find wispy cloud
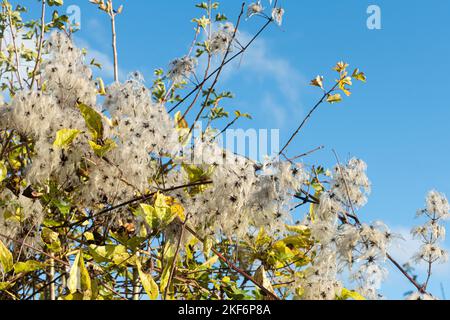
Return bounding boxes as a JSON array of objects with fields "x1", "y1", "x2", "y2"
[
  {"x1": 236, "y1": 31, "x2": 305, "y2": 104},
  {"x1": 233, "y1": 31, "x2": 306, "y2": 127},
  {"x1": 195, "y1": 28, "x2": 306, "y2": 127},
  {"x1": 74, "y1": 36, "x2": 126, "y2": 82}
]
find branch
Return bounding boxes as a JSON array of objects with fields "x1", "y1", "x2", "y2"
[
  {"x1": 184, "y1": 225, "x2": 281, "y2": 300},
  {"x1": 109, "y1": 1, "x2": 119, "y2": 82},
  {"x1": 168, "y1": 17, "x2": 274, "y2": 114},
  {"x1": 30, "y1": 0, "x2": 46, "y2": 89},
  {"x1": 279, "y1": 83, "x2": 339, "y2": 156},
  {"x1": 60, "y1": 180, "x2": 213, "y2": 229},
  {"x1": 187, "y1": 3, "x2": 246, "y2": 136}
]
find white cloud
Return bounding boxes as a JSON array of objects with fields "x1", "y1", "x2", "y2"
[
  {"x1": 195, "y1": 29, "x2": 307, "y2": 128},
  {"x1": 235, "y1": 31, "x2": 306, "y2": 105},
  {"x1": 389, "y1": 225, "x2": 450, "y2": 276},
  {"x1": 74, "y1": 36, "x2": 124, "y2": 82}
]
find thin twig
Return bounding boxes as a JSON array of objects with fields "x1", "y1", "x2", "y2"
[
  {"x1": 30, "y1": 0, "x2": 46, "y2": 89},
  {"x1": 187, "y1": 3, "x2": 246, "y2": 137},
  {"x1": 59, "y1": 180, "x2": 212, "y2": 229},
  {"x1": 168, "y1": 17, "x2": 274, "y2": 114},
  {"x1": 279, "y1": 83, "x2": 339, "y2": 156},
  {"x1": 164, "y1": 217, "x2": 188, "y2": 300},
  {"x1": 109, "y1": 1, "x2": 119, "y2": 82},
  {"x1": 6, "y1": 4, "x2": 23, "y2": 90},
  {"x1": 184, "y1": 225, "x2": 280, "y2": 300}
]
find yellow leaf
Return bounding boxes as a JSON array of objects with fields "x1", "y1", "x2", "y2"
[
  {"x1": 13, "y1": 260, "x2": 43, "y2": 274},
  {"x1": 333, "y1": 61, "x2": 349, "y2": 73},
  {"x1": 203, "y1": 236, "x2": 214, "y2": 257},
  {"x1": 285, "y1": 225, "x2": 310, "y2": 234},
  {"x1": 310, "y1": 76, "x2": 324, "y2": 90},
  {"x1": 0, "y1": 161, "x2": 7, "y2": 183},
  {"x1": 68, "y1": 250, "x2": 92, "y2": 299},
  {"x1": 159, "y1": 241, "x2": 176, "y2": 294},
  {"x1": 200, "y1": 255, "x2": 219, "y2": 269},
  {"x1": 255, "y1": 227, "x2": 272, "y2": 248},
  {"x1": 327, "y1": 93, "x2": 342, "y2": 104},
  {"x1": 139, "y1": 194, "x2": 176, "y2": 230},
  {"x1": 170, "y1": 202, "x2": 186, "y2": 222},
  {"x1": 77, "y1": 101, "x2": 104, "y2": 141},
  {"x1": 88, "y1": 139, "x2": 117, "y2": 158},
  {"x1": 136, "y1": 259, "x2": 159, "y2": 300},
  {"x1": 0, "y1": 239, "x2": 13, "y2": 273},
  {"x1": 53, "y1": 129, "x2": 81, "y2": 149},
  {"x1": 89, "y1": 244, "x2": 132, "y2": 265},
  {"x1": 174, "y1": 111, "x2": 188, "y2": 130},
  {"x1": 254, "y1": 265, "x2": 275, "y2": 297},
  {"x1": 339, "y1": 288, "x2": 366, "y2": 300},
  {"x1": 96, "y1": 77, "x2": 106, "y2": 95},
  {"x1": 352, "y1": 68, "x2": 367, "y2": 82}
]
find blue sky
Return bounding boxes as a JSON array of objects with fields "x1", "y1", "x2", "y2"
[{"x1": 21, "y1": 0, "x2": 450, "y2": 299}]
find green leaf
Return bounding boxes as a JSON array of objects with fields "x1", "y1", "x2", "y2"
[
  {"x1": 77, "y1": 102, "x2": 104, "y2": 141},
  {"x1": 203, "y1": 236, "x2": 214, "y2": 257},
  {"x1": 159, "y1": 241, "x2": 176, "y2": 294},
  {"x1": 0, "y1": 161, "x2": 7, "y2": 183},
  {"x1": 89, "y1": 139, "x2": 117, "y2": 158},
  {"x1": 139, "y1": 194, "x2": 176, "y2": 231},
  {"x1": 53, "y1": 128, "x2": 81, "y2": 148},
  {"x1": 136, "y1": 259, "x2": 159, "y2": 300},
  {"x1": 0, "y1": 239, "x2": 13, "y2": 273},
  {"x1": 68, "y1": 251, "x2": 92, "y2": 299},
  {"x1": 89, "y1": 244, "x2": 133, "y2": 266},
  {"x1": 13, "y1": 260, "x2": 44, "y2": 274},
  {"x1": 42, "y1": 226, "x2": 63, "y2": 253}
]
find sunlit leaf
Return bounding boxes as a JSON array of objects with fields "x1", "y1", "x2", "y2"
[
  {"x1": 338, "y1": 288, "x2": 366, "y2": 300},
  {"x1": 68, "y1": 250, "x2": 92, "y2": 299},
  {"x1": 310, "y1": 75, "x2": 324, "y2": 90},
  {"x1": 13, "y1": 260, "x2": 43, "y2": 274},
  {"x1": 136, "y1": 259, "x2": 159, "y2": 300},
  {"x1": 352, "y1": 68, "x2": 367, "y2": 82},
  {"x1": 77, "y1": 101, "x2": 104, "y2": 141},
  {"x1": 0, "y1": 239, "x2": 13, "y2": 273},
  {"x1": 254, "y1": 265, "x2": 275, "y2": 298},
  {"x1": 89, "y1": 139, "x2": 117, "y2": 158},
  {"x1": 327, "y1": 93, "x2": 342, "y2": 104},
  {"x1": 0, "y1": 161, "x2": 7, "y2": 183},
  {"x1": 53, "y1": 128, "x2": 81, "y2": 149}
]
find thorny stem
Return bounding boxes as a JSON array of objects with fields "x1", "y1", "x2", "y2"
[{"x1": 30, "y1": 0, "x2": 46, "y2": 89}]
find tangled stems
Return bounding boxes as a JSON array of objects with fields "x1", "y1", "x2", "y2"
[{"x1": 168, "y1": 16, "x2": 274, "y2": 115}]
